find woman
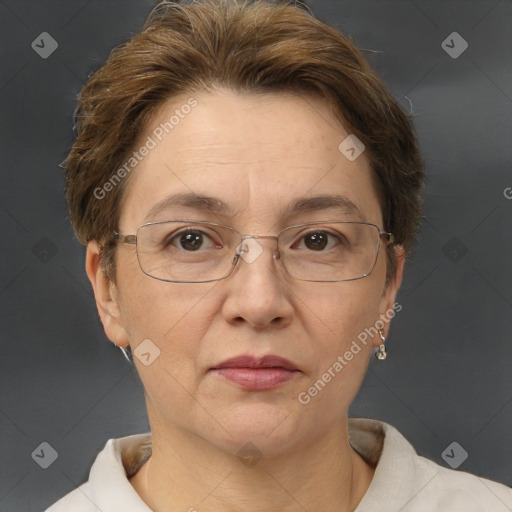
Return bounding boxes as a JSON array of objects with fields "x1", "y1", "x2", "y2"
[{"x1": 47, "y1": 0, "x2": 512, "y2": 510}]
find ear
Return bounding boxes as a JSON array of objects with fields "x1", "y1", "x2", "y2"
[
  {"x1": 85, "y1": 241, "x2": 130, "y2": 348},
  {"x1": 375, "y1": 244, "x2": 405, "y2": 344}
]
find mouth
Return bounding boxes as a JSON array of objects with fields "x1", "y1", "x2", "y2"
[{"x1": 210, "y1": 355, "x2": 302, "y2": 391}]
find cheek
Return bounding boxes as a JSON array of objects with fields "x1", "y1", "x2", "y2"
[
  {"x1": 117, "y1": 251, "x2": 219, "y2": 376},
  {"x1": 119, "y1": 280, "x2": 221, "y2": 418},
  {"x1": 302, "y1": 278, "x2": 382, "y2": 353},
  {"x1": 293, "y1": 279, "x2": 383, "y2": 413},
  {"x1": 117, "y1": 244, "x2": 212, "y2": 334}
]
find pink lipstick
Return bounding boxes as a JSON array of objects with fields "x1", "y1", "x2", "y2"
[{"x1": 211, "y1": 355, "x2": 301, "y2": 391}]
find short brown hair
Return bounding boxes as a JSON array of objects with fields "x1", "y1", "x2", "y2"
[{"x1": 65, "y1": 0, "x2": 424, "y2": 283}]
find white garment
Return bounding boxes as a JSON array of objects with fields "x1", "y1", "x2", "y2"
[{"x1": 45, "y1": 418, "x2": 512, "y2": 512}]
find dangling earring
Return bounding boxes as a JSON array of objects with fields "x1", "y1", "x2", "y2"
[
  {"x1": 375, "y1": 329, "x2": 387, "y2": 360},
  {"x1": 116, "y1": 344, "x2": 132, "y2": 364}
]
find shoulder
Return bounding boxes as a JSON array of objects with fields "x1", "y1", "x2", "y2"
[
  {"x1": 43, "y1": 433, "x2": 152, "y2": 512},
  {"x1": 44, "y1": 482, "x2": 100, "y2": 512},
  {"x1": 349, "y1": 418, "x2": 512, "y2": 512},
  {"x1": 413, "y1": 455, "x2": 512, "y2": 511}
]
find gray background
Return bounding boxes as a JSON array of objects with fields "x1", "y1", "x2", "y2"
[{"x1": 1, "y1": 0, "x2": 511, "y2": 510}]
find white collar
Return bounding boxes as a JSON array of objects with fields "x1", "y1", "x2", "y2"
[{"x1": 86, "y1": 418, "x2": 427, "y2": 512}]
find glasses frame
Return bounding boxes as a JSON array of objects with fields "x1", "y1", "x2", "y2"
[{"x1": 113, "y1": 219, "x2": 395, "y2": 283}]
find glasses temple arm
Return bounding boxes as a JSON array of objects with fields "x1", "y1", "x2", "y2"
[
  {"x1": 380, "y1": 232, "x2": 395, "y2": 244},
  {"x1": 113, "y1": 232, "x2": 137, "y2": 245}
]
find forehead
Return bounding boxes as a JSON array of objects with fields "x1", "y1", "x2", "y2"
[{"x1": 118, "y1": 89, "x2": 382, "y2": 230}]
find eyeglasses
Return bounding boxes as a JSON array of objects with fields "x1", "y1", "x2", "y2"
[{"x1": 113, "y1": 220, "x2": 394, "y2": 283}]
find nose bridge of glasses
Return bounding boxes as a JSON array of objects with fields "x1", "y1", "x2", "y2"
[
  {"x1": 242, "y1": 235, "x2": 279, "y2": 249},
  {"x1": 242, "y1": 234, "x2": 279, "y2": 243},
  {"x1": 235, "y1": 233, "x2": 281, "y2": 263}
]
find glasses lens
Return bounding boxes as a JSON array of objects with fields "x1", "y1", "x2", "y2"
[
  {"x1": 278, "y1": 222, "x2": 381, "y2": 281},
  {"x1": 136, "y1": 221, "x2": 240, "y2": 282},
  {"x1": 134, "y1": 221, "x2": 381, "y2": 283}
]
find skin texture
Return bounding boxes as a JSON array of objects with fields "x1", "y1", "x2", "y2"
[{"x1": 86, "y1": 89, "x2": 405, "y2": 512}]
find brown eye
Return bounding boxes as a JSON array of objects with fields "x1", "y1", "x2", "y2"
[
  {"x1": 165, "y1": 228, "x2": 222, "y2": 252},
  {"x1": 294, "y1": 230, "x2": 344, "y2": 251},
  {"x1": 304, "y1": 231, "x2": 328, "y2": 250},
  {"x1": 177, "y1": 230, "x2": 205, "y2": 251}
]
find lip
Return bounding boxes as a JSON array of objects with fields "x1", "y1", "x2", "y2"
[
  {"x1": 211, "y1": 355, "x2": 302, "y2": 391},
  {"x1": 212, "y1": 355, "x2": 300, "y2": 371}
]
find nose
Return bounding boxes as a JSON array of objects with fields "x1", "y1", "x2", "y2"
[
  {"x1": 235, "y1": 235, "x2": 280, "y2": 266},
  {"x1": 221, "y1": 235, "x2": 294, "y2": 329}
]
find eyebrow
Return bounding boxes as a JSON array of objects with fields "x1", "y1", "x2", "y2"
[{"x1": 143, "y1": 192, "x2": 365, "y2": 223}]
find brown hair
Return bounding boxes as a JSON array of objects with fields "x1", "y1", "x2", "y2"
[{"x1": 65, "y1": 0, "x2": 424, "y2": 283}]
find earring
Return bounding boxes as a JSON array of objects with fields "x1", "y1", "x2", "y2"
[
  {"x1": 375, "y1": 329, "x2": 387, "y2": 360},
  {"x1": 118, "y1": 344, "x2": 132, "y2": 364}
]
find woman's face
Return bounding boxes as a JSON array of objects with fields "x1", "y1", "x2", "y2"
[{"x1": 91, "y1": 89, "x2": 403, "y2": 457}]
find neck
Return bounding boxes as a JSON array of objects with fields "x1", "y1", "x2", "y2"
[{"x1": 129, "y1": 416, "x2": 375, "y2": 512}]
